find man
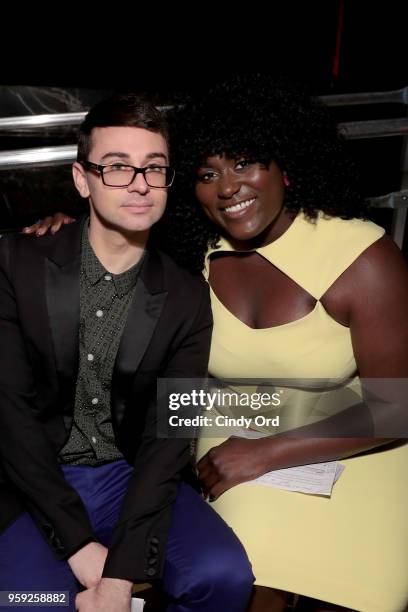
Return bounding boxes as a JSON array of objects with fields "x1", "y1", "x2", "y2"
[{"x1": 0, "y1": 94, "x2": 253, "y2": 611}]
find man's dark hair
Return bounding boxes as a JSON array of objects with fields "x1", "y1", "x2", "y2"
[{"x1": 77, "y1": 93, "x2": 169, "y2": 161}]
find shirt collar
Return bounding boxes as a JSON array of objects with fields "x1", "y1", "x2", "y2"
[{"x1": 81, "y1": 222, "x2": 144, "y2": 297}]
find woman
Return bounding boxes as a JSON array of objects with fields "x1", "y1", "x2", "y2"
[
  {"x1": 29, "y1": 76, "x2": 408, "y2": 611},
  {"x1": 164, "y1": 75, "x2": 408, "y2": 612}
]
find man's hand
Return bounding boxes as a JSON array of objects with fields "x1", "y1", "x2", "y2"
[
  {"x1": 197, "y1": 437, "x2": 270, "y2": 500},
  {"x1": 68, "y1": 542, "x2": 108, "y2": 589},
  {"x1": 75, "y1": 577, "x2": 133, "y2": 612}
]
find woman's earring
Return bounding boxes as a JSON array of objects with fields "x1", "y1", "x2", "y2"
[{"x1": 283, "y1": 172, "x2": 290, "y2": 187}]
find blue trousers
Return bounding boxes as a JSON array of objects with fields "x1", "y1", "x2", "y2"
[{"x1": 0, "y1": 461, "x2": 254, "y2": 611}]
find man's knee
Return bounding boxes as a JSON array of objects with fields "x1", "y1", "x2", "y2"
[
  {"x1": 203, "y1": 551, "x2": 254, "y2": 596},
  {"x1": 179, "y1": 545, "x2": 254, "y2": 607}
]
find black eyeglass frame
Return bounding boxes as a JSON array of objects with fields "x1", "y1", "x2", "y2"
[{"x1": 80, "y1": 160, "x2": 175, "y2": 188}]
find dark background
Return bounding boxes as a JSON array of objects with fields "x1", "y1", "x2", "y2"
[
  {"x1": 0, "y1": 1, "x2": 406, "y2": 245},
  {"x1": 2, "y1": 2, "x2": 405, "y2": 95}
]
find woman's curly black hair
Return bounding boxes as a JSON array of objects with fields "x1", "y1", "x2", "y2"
[{"x1": 155, "y1": 74, "x2": 367, "y2": 273}]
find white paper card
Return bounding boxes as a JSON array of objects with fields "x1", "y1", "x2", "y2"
[
  {"x1": 248, "y1": 461, "x2": 344, "y2": 496},
  {"x1": 231, "y1": 429, "x2": 345, "y2": 496},
  {"x1": 131, "y1": 597, "x2": 145, "y2": 611}
]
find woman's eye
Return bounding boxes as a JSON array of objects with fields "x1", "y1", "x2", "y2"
[
  {"x1": 197, "y1": 171, "x2": 216, "y2": 183},
  {"x1": 235, "y1": 159, "x2": 255, "y2": 171}
]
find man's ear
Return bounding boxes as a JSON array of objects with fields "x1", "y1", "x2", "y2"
[{"x1": 72, "y1": 162, "x2": 90, "y2": 198}]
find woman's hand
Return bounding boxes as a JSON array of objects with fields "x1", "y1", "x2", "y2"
[
  {"x1": 197, "y1": 437, "x2": 269, "y2": 500},
  {"x1": 22, "y1": 212, "x2": 76, "y2": 236}
]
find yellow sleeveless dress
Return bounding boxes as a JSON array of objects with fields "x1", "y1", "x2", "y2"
[{"x1": 197, "y1": 212, "x2": 408, "y2": 612}]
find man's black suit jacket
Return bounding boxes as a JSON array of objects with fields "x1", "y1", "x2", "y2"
[{"x1": 0, "y1": 218, "x2": 212, "y2": 582}]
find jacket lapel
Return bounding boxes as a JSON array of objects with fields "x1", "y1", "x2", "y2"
[
  {"x1": 113, "y1": 249, "x2": 168, "y2": 426},
  {"x1": 45, "y1": 218, "x2": 85, "y2": 385}
]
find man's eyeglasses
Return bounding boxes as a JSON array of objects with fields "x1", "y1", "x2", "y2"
[{"x1": 80, "y1": 161, "x2": 175, "y2": 188}]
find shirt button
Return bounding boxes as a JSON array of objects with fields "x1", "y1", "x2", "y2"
[
  {"x1": 104, "y1": 274, "x2": 112, "y2": 281},
  {"x1": 87, "y1": 354, "x2": 94, "y2": 362},
  {"x1": 91, "y1": 436, "x2": 97, "y2": 444},
  {"x1": 96, "y1": 310, "x2": 104, "y2": 318},
  {"x1": 91, "y1": 398, "x2": 99, "y2": 405}
]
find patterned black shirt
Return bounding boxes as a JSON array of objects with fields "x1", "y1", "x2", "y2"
[{"x1": 59, "y1": 224, "x2": 144, "y2": 465}]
